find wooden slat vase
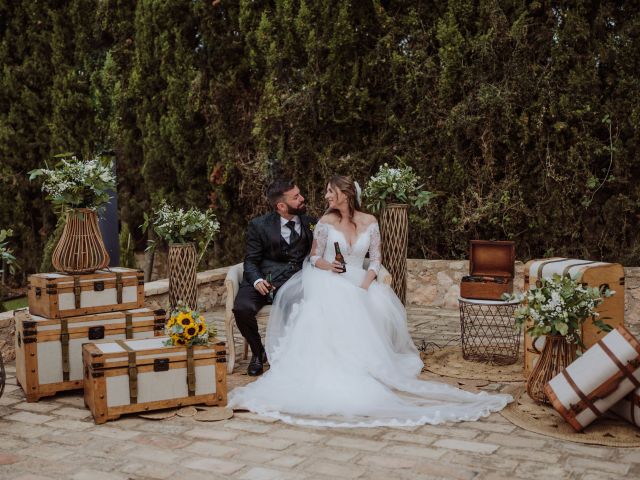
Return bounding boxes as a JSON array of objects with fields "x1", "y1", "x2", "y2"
[
  {"x1": 380, "y1": 203, "x2": 408, "y2": 304},
  {"x1": 168, "y1": 243, "x2": 198, "y2": 311},
  {"x1": 52, "y1": 208, "x2": 110, "y2": 274},
  {"x1": 527, "y1": 334, "x2": 577, "y2": 404}
]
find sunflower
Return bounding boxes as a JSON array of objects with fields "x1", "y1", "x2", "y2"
[
  {"x1": 166, "y1": 316, "x2": 177, "y2": 329},
  {"x1": 197, "y1": 321, "x2": 206, "y2": 335},
  {"x1": 184, "y1": 325, "x2": 198, "y2": 338},
  {"x1": 178, "y1": 312, "x2": 194, "y2": 327},
  {"x1": 175, "y1": 337, "x2": 187, "y2": 346}
]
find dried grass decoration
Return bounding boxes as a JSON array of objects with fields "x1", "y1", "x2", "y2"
[{"x1": 164, "y1": 303, "x2": 216, "y2": 347}]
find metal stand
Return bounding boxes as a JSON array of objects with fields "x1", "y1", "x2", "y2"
[{"x1": 459, "y1": 297, "x2": 522, "y2": 365}]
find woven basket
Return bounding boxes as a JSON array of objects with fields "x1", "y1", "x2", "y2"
[
  {"x1": 380, "y1": 203, "x2": 408, "y2": 304},
  {"x1": 527, "y1": 334, "x2": 577, "y2": 404},
  {"x1": 168, "y1": 243, "x2": 198, "y2": 311},
  {"x1": 52, "y1": 208, "x2": 110, "y2": 274}
]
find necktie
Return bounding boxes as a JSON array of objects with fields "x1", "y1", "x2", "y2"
[{"x1": 286, "y1": 220, "x2": 300, "y2": 244}]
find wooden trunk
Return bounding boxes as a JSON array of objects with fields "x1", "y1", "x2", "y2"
[
  {"x1": 544, "y1": 326, "x2": 640, "y2": 431},
  {"x1": 83, "y1": 337, "x2": 227, "y2": 424},
  {"x1": 523, "y1": 258, "x2": 625, "y2": 376},
  {"x1": 611, "y1": 387, "x2": 640, "y2": 428},
  {"x1": 28, "y1": 267, "x2": 144, "y2": 319},
  {"x1": 460, "y1": 240, "x2": 515, "y2": 301},
  {"x1": 14, "y1": 307, "x2": 165, "y2": 402}
]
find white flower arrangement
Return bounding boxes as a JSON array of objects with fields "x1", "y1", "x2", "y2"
[
  {"x1": 362, "y1": 162, "x2": 435, "y2": 213},
  {"x1": 507, "y1": 273, "x2": 614, "y2": 346},
  {"x1": 28, "y1": 154, "x2": 116, "y2": 210},
  {"x1": 142, "y1": 201, "x2": 220, "y2": 262}
]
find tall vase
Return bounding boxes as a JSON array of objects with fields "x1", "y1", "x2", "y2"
[
  {"x1": 52, "y1": 208, "x2": 110, "y2": 274},
  {"x1": 168, "y1": 243, "x2": 198, "y2": 312},
  {"x1": 380, "y1": 203, "x2": 409, "y2": 304},
  {"x1": 526, "y1": 334, "x2": 577, "y2": 404}
]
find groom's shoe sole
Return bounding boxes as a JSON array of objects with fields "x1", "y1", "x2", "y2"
[{"x1": 247, "y1": 365, "x2": 264, "y2": 376}]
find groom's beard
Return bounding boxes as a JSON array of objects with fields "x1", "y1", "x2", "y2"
[{"x1": 287, "y1": 204, "x2": 307, "y2": 215}]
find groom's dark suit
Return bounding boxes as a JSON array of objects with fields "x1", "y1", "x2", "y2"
[{"x1": 233, "y1": 211, "x2": 316, "y2": 358}]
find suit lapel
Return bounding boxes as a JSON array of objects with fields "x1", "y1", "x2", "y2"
[
  {"x1": 268, "y1": 212, "x2": 282, "y2": 256},
  {"x1": 300, "y1": 215, "x2": 313, "y2": 245}
]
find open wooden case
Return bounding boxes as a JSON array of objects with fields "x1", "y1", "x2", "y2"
[{"x1": 460, "y1": 240, "x2": 515, "y2": 301}]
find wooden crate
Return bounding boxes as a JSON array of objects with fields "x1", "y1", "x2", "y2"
[
  {"x1": 523, "y1": 258, "x2": 625, "y2": 376},
  {"x1": 83, "y1": 337, "x2": 227, "y2": 424},
  {"x1": 545, "y1": 325, "x2": 640, "y2": 431},
  {"x1": 460, "y1": 240, "x2": 515, "y2": 301},
  {"x1": 14, "y1": 307, "x2": 165, "y2": 402},
  {"x1": 28, "y1": 267, "x2": 144, "y2": 319}
]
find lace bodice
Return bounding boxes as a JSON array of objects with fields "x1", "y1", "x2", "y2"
[{"x1": 309, "y1": 222, "x2": 381, "y2": 274}]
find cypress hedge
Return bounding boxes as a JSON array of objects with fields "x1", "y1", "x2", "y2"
[{"x1": 1, "y1": 0, "x2": 638, "y2": 281}]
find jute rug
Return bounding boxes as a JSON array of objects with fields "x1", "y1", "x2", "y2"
[
  {"x1": 422, "y1": 346, "x2": 525, "y2": 383},
  {"x1": 500, "y1": 384, "x2": 640, "y2": 447}
]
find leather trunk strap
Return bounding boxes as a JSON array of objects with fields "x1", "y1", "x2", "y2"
[
  {"x1": 60, "y1": 319, "x2": 70, "y2": 382},
  {"x1": 125, "y1": 313, "x2": 133, "y2": 339},
  {"x1": 116, "y1": 272, "x2": 123, "y2": 304},
  {"x1": 561, "y1": 369, "x2": 602, "y2": 417},
  {"x1": 186, "y1": 346, "x2": 196, "y2": 397},
  {"x1": 597, "y1": 340, "x2": 640, "y2": 389},
  {"x1": 535, "y1": 258, "x2": 567, "y2": 281},
  {"x1": 563, "y1": 261, "x2": 597, "y2": 278},
  {"x1": 73, "y1": 276, "x2": 81, "y2": 309},
  {"x1": 116, "y1": 340, "x2": 138, "y2": 404}
]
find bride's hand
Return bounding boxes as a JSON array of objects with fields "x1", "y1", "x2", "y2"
[{"x1": 330, "y1": 260, "x2": 345, "y2": 273}]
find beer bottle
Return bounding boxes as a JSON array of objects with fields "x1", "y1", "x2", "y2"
[
  {"x1": 266, "y1": 272, "x2": 275, "y2": 302},
  {"x1": 334, "y1": 242, "x2": 346, "y2": 273}
]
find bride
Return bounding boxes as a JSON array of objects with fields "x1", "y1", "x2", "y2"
[{"x1": 229, "y1": 175, "x2": 512, "y2": 427}]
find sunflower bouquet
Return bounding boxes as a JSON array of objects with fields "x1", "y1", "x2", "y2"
[{"x1": 164, "y1": 303, "x2": 214, "y2": 347}]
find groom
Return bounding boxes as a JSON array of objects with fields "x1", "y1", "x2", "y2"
[{"x1": 233, "y1": 179, "x2": 316, "y2": 376}]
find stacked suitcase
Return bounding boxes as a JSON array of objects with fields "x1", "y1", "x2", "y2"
[
  {"x1": 523, "y1": 258, "x2": 625, "y2": 376},
  {"x1": 15, "y1": 267, "x2": 165, "y2": 402}
]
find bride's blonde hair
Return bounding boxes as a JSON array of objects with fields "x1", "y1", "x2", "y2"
[{"x1": 325, "y1": 175, "x2": 360, "y2": 226}]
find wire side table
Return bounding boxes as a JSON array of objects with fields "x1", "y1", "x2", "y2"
[{"x1": 459, "y1": 297, "x2": 522, "y2": 365}]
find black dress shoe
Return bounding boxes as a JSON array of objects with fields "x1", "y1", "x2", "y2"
[{"x1": 247, "y1": 354, "x2": 264, "y2": 376}]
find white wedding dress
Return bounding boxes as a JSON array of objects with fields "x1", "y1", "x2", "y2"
[{"x1": 228, "y1": 221, "x2": 512, "y2": 427}]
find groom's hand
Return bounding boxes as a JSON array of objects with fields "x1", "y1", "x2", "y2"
[{"x1": 255, "y1": 280, "x2": 272, "y2": 296}]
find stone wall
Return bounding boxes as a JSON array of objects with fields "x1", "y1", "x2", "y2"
[{"x1": 1, "y1": 260, "x2": 638, "y2": 362}]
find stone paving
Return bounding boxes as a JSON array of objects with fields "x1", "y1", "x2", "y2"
[{"x1": 1, "y1": 306, "x2": 639, "y2": 480}]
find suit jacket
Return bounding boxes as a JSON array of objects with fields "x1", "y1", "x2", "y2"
[{"x1": 242, "y1": 212, "x2": 317, "y2": 288}]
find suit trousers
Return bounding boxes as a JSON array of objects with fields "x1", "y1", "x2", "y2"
[{"x1": 233, "y1": 282, "x2": 270, "y2": 357}]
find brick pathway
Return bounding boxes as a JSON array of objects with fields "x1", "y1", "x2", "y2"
[{"x1": 1, "y1": 307, "x2": 639, "y2": 480}]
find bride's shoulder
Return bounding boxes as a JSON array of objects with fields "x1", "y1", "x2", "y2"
[
  {"x1": 318, "y1": 213, "x2": 339, "y2": 225},
  {"x1": 355, "y1": 212, "x2": 378, "y2": 227}
]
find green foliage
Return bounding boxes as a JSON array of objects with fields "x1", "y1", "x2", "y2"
[
  {"x1": 119, "y1": 222, "x2": 136, "y2": 269},
  {"x1": 2, "y1": 1, "x2": 640, "y2": 278},
  {"x1": 0, "y1": 229, "x2": 18, "y2": 275},
  {"x1": 363, "y1": 162, "x2": 435, "y2": 213},
  {"x1": 508, "y1": 274, "x2": 614, "y2": 347},
  {"x1": 142, "y1": 202, "x2": 220, "y2": 263},
  {"x1": 29, "y1": 155, "x2": 116, "y2": 211}
]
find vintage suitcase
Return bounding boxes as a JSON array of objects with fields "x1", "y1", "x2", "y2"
[
  {"x1": 611, "y1": 387, "x2": 640, "y2": 428},
  {"x1": 545, "y1": 325, "x2": 640, "y2": 432},
  {"x1": 459, "y1": 240, "x2": 515, "y2": 301},
  {"x1": 28, "y1": 267, "x2": 144, "y2": 319},
  {"x1": 14, "y1": 307, "x2": 165, "y2": 402},
  {"x1": 83, "y1": 337, "x2": 227, "y2": 424},
  {"x1": 523, "y1": 258, "x2": 625, "y2": 376}
]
